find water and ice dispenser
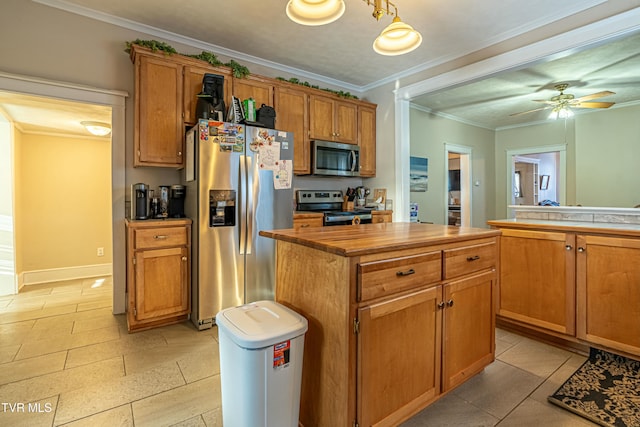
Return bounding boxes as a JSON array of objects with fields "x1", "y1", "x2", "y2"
[{"x1": 209, "y1": 190, "x2": 236, "y2": 227}]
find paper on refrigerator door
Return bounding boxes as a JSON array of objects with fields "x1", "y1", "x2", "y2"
[
  {"x1": 273, "y1": 160, "x2": 292, "y2": 189},
  {"x1": 258, "y1": 140, "x2": 280, "y2": 170}
]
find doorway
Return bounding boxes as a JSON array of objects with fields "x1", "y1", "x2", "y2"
[
  {"x1": 506, "y1": 145, "x2": 566, "y2": 217},
  {"x1": 445, "y1": 143, "x2": 472, "y2": 227},
  {"x1": 0, "y1": 72, "x2": 127, "y2": 313}
]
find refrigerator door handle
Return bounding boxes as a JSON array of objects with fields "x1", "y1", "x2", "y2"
[
  {"x1": 246, "y1": 154, "x2": 253, "y2": 255},
  {"x1": 239, "y1": 155, "x2": 246, "y2": 255}
]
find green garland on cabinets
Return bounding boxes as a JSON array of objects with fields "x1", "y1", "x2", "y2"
[
  {"x1": 275, "y1": 77, "x2": 358, "y2": 100},
  {"x1": 125, "y1": 39, "x2": 250, "y2": 79}
]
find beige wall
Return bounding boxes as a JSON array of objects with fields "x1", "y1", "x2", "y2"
[
  {"x1": 16, "y1": 132, "x2": 112, "y2": 272},
  {"x1": 410, "y1": 108, "x2": 496, "y2": 227},
  {"x1": 575, "y1": 104, "x2": 640, "y2": 208}
]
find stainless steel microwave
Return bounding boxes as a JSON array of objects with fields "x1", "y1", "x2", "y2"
[{"x1": 312, "y1": 140, "x2": 360, "y2": 177}]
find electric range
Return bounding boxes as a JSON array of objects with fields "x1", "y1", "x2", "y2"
[{"x1": 295, "y1": 190, "x2": 372, "y2": 226}]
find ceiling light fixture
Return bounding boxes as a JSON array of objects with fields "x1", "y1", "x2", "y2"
[
  {"x1": 285, "y1": 0, "x2": 422, "y2": 56},
  {"x1": 81, "y1": 121, "x2": 111, "y2": 136},
  {"x1": 548, "y1": 105, "x2": 574, "y2": 120}
]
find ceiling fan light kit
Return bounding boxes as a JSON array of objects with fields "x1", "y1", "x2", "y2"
[
  {"x1": 285, "y1": 0, "x2": 422, "y2": 55},
  {"x1": 511, "y1": 83, "x2": 616, "y2": 120}
]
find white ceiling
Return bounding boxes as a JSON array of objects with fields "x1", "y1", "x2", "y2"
[{"x1": 4, "y1": 0, "x2": 640, "y2": 134}]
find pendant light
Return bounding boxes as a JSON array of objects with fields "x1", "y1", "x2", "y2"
[
  {"x1": 373, "y1": 16, "x2": 422, "y2": 55},
  {"x1": 285, "y1": 0, "x2": 345, "y2": 26},
  {"x1": 286, "y1": 0, "x2": 422, "y2": 56}
]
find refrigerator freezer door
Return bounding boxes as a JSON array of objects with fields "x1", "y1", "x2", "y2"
[
  {"x1": 192, "y1": 132, "x2": 245, "y2": 329},
  {"x1": 244, "y1": 127, "x2": 294, "y2": 304}
]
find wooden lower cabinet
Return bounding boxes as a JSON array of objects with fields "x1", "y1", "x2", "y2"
[
  {"x1": 498, "y1": 228, "x2": 575, "y2": 335},
  {"x1": 274, "y1": 236, "x2": 497, "y2": 426},
  {"x1": 490, "y1": 221, "x2": 640, "y2": 358},
  {"x1": 577, "y1": 234, "x2": 640, "y2": 355},
  {"x1": 126, "y1": 219, "x2": 192, "y2": 332},
  {"x1": 358, "y1": 286, "x2": 442, "y2": 427}
]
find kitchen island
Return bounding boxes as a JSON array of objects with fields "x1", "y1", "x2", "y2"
[{"x1": 260, "y1": 222, "x2": 501, "y2": 427}]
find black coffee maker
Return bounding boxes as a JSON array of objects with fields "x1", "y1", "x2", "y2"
[
  {"x1": 131, "y1": 183, "x2": 149, "y2": 220},
  {"x1": 195, "y1": 73, "x2": 226, "y2": 121},
  {"x1": 169, "y1": 185, "x2": 186, "y2": 218}
]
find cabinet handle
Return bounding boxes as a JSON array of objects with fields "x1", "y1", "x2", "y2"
[
  {"x1": 446, "y1": 299, "x2": 454, "y2": 307},
  {"x1": 396, "y1": 268, "x2": 415, "y2": 277},
  {"x1": 577, "y1": 247, "x2": 585, "y2": 253},
  {"x1": 300, "y1": 224, "x2": 310, "y2": 228},
  {"x1": 437, "y1": 301, "x2": 445, "y2": 310},
  {"x1": 466, "y1": 255, "x2": 480, "y2": 261},
  {"x1": 178, "y1": 151, "x2": 182, "y2": 156},
  {"x1": 182, "y1": 256, "x2": 187, "y2": 261},
  {"x1": 565, "y1": 245, "x2": 572, "y2": 251},
  {"x1": 154, "y1": 235, "x2": 168, "y2": 240}
]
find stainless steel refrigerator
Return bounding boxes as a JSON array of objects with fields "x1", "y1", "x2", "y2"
[{"x1": 184, "y1": 120, "x2": 294, "y2": 330}]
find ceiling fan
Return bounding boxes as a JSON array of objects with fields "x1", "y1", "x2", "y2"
[{"x1": 510, "y1": 83, "x2": 615, "y2": 118}]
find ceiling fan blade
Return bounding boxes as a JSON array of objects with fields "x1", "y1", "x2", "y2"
[
  {"x1": 574, "y1": 101, "x2": 615, "y2": 109},
  {"x1": 531, "y1": 99, "x2": 557, "y2": 104},
  {"x1": 509, "y1": 106, "x2": 551, "y2": 116},
  {"x1": 574, "y1": 90, "x2": 615, "y2": 102}
]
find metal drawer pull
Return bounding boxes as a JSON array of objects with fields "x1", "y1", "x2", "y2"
[
  {"x1": 396, "y1": 268, "x2": 415, "y2": 277},
  {"x1": 466, "y1": 255, "x2": 480, "y2": 261},
  {"x1": 154, "y1": 235, "x2": 168, "y2": 240}
]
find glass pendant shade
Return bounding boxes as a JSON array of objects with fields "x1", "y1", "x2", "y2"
[
  {"x1": 373, "y1": 16, "x2": 422, "y2": 55},
  {"x1": 548, "y1": 106, "x2": 574, "y2": 120},
  {"x1": 286, "y1": 0, "x2": 345, "y2": 26}
]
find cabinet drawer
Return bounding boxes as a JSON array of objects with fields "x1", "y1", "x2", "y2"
[
  {"x1": 358, "y1": 251, "x2": 441, "y2": 301},
  {"x1": 134, "y1": 226, "x2": 188, "y2": 249},
  {"x1": 444, "y1": 242, "x2": 496, "y2": 279},
  {"x1": 293, "y1": 218, "x2": 324, "y2": 229}
]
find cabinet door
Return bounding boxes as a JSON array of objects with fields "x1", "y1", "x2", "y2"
[
  {"x1": 134, "y1": 246, "x2": 189, "y2": 321},
  {"x1": 231, "y1": 76, "x2": 274, "y2": 110},
  {"x1": 358, "y1": 105, "x2": 376, "y2": 176},
  {"x1": 335, "y1": 100, "x2": 357, "y2": 144},
  {"x1": 309, "y1": 94, "x2": 335, "y2": 141},
  {"x1": 577, "y1": 235, "x2": 640, "y2": 356},
  {"x1": 275, "y1": 86, "x2": 310, "y2": 174},
  {"x1": 358, "y1": 286, "x2": 442, "y2": 427},
  {"x1": 442, "y1": 270, "x2": 496, "y2": 391},
  {"x1": 498, "y1": 228, "x2": 576, "y2": 335},
  {"x1": 135, "y1": 55, "x2": 184, "y2": 167},
  {"x1": 183, "y1": 65, "x2": 232, "y2": 125}
]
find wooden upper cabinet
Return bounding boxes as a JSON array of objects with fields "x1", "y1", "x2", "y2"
[
  {"x1": 134, "y1": 54, "x2": 184, "y2": 167},
  {"x1": 275, "y1": 86, "x2": 310, "y2": 174},
  {"x1": 183, "y1": 65, "x2": 232, "y2": 126},
  {"x1": 309, "y1": 94, "x2": 358, "y2": 144},
  {"x1": 358, "y1": 105, "x2": 376, "y2": 177},
  {"x1": 231, "y1": 75, "x2": 275, "y2": 110}
]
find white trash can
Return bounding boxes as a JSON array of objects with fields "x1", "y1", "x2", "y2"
[{"x1": 216, "y1": 300, "x2": 308, "y2": 427}]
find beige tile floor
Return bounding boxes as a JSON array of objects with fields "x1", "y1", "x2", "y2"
[{"x1": 0, "y1": 277, "x2": 597, "y2": 426}]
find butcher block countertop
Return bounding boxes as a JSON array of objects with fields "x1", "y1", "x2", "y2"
[
  {"x1": 259, "y1": 222, "x2": 500, "y2": 257},
  {"x1": 488, "y1": 218, "x2": 640, "y2": 237}
]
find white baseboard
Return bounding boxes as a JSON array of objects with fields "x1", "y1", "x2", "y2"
[{"x1": 22, "y1": 263, "x2": 113, "y2": 286}]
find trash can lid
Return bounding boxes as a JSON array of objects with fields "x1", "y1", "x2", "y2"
[{"x1": 216, "y1": 300, "x2": 308, "y2": 349}]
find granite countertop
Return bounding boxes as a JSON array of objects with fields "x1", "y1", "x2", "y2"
[{"x1": 260, "y1": 222, "x2": 500, "y2": 257}]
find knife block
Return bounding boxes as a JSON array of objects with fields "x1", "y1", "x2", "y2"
[{"x1": 342, "y1": 196, "x2": 354, "y2": 211}]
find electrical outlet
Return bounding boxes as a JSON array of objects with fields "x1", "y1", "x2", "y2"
[{"x1": 97, "y1": 247, "x2": 104, "y2": 257}]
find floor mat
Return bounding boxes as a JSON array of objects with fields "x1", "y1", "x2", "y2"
[{"x1": 548, "y1": 347, "x2": 640, "y2": 427}]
